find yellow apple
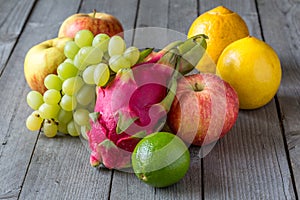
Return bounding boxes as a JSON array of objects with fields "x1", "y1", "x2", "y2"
[{"x1": 24, "y1": 37, "x2": 72, "y2": 94}]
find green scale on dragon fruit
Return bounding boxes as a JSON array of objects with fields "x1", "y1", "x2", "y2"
[{"x1": 88, "y1": 34, "x2": 208, "y2": 169}]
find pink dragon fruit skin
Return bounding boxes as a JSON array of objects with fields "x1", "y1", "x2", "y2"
[
  {"x1": 88, "y1": 63, "x2": 174, "y2": 169},
  {"x1": 88, "y1": 34, "x2": 208, "y2": 169}
]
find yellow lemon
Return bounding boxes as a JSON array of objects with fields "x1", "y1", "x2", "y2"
[
  {"x1": 188, "y1": 6, "x2": 249, "y2": 73},
  {"x1": 216, "y1": 36, "x2": 282, "y2": 109}
]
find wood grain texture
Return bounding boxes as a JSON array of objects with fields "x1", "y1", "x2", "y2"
[
  {"x1": 133, "y1": 0, "x2": 173, "y2": 49},
  {"x1": 110, "y1": 1, "x2": 203, "y2": 199},
  {"x1": 204, "y1": 108, "x2": 295, "y2": 199},
  {"x1": 19, "y1": 136, "x2": 112, "y2": 200},
  {"x1": 0, "y1": 0, "x2": 298, "y2": 199},
  {"x1": 257, "y1": 0, "x2": 300, "y2": 196},
  {"x1": 0, "y1": 0, "x2": 36, "y2": 73},
  {"x1": 198, "y1": 0, "x2": 296, "y2": 199},
  {"x1": 0, "y1": 1, "x2": 38, "y2": 199},
  {"x1": 0, "y1": 0, "x2": 81, "y2": 199},
  {"x1": 168, "y1": 0, "x2": 198, "y2": 35},
  {"x1": 18, "y1": 0, "x2": 140, "y2": 199},
  {"x1": 105, "y1": 0, "x2": 160, "y2": 198},
  {"x1": 154, "y1": 1, "x2": 203, "y2": 199},
  {"x1": 154, "y1": 147, "x2": 202, "y2": 200}
]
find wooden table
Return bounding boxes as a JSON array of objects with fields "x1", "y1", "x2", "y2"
[{"x1": 0, "y1": 0, "x2": 299, "y2": 199}]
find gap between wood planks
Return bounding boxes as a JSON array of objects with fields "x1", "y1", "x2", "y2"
[
  {"x1": 107, "y1": 1, "x2": 141, "y2": 199},
  {"x1": 15, "y1": 0, "x2": 85, "y2": 198},
  {"x1": 0, "y1": 0, "x2": 37, "y2": 78},
  {"x1": 253, "y1": 0, "x2": 299, "y2": 198}
]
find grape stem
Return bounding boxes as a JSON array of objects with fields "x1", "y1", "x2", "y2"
[
  {"x1": 39, "y1": 119, "x2": 45, "y2": 133},
  {"x1": 93, "y1": 9, "x2": 97, "y2": 18}
]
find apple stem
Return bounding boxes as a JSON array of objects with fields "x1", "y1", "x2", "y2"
[
  {"x1": 194, "y1": 83, "x2": 204, "y2": 92},
  {"x1": 93, "y1": 9, "x2": 96, "y2": 18}
]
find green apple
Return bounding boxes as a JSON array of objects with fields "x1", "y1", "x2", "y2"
[{"x1": 24, "y1": 37, "x2": 72, "y2": 94}]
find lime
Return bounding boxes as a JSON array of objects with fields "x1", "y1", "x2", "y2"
[{"x1": 131, "y1": 132, "x2": 190, "y2": 188}]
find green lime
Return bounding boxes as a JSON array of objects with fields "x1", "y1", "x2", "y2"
[{"x1": 131, "y1": 132, "x2": 190, "y2": 188}]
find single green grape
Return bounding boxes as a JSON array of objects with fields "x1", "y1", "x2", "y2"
[
  {"x1": 75, "y1": 46, "x2": 103, "y2": 69},
  {"x1": 43, "y1": 89, "x2": 61, "y2": 105},
  {"x1": 57, "y1": 109, "x2": 73, "y2": 124},
  {"x1": 80, "y1": 125, "x2": 90, "y2": 140},
  {"x1": 108, "y1": 35, "x2": 126, "y2": 57},
  {"x1": 58, "y1": 122, "x2": 68, "y2": 134},
  {"x1": 82, "y1": 65, "x2": 96, "y2": 85},
  {"x1": 67, "y1": 120, "x2": 80, "y2": 136},
  {"x1": 60, "y1": 94, "x2": 77, "y2": 111},
  {"x1": 76, "y1": 84, "x2": 95, "y2": 106},
  {"x1": 73, "y1": 108, "x2": 90, "y2": 126},
  {"x1": 62, "y1": 76, "x2": 84, "y2": 96},
  {"x1": 57, "y1": 62, "x2": 78, "y2": 80},
  {"x1": 26, "y1": 111, "x2": 43, "y2": 131},
  {"x1": 94, "y1": 63, "x2": 111, "y2": 86},
  {"x1": 43, "y1": 119, "x2": 58, "y2": 137},
  {"x1": 38, "y1": 103, "x2": 60, "y2": 119},
  {"x1": 44, "y1": 74, "x2": 62, "y2": 91},
  {"x1": 109, "y1": 55, "x2": 131, "y2": 73},
  {"x1": 123, "y1": 46, "x2": 140, "y2": 66},
  {"x1": 73, "y1": 48, "x2": 90, "y2": 70},
  {"x1": 85, "y1": 46, "x2": 103, "y2": 65},
  {"x1": 27, "y1": 91, "x2": 44, "y2": 110},
  {"x1": 93, "y1": 33, "x2": 110, "y2": 52},
  {"x1": 64, "y1": 41, "x2": 80, "y2": 59},
  {"x1": 74, "y1": 29, "x2": 94, "y2": 48}
]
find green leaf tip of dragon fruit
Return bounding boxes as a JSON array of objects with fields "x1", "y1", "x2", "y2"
[
  {"x1": 99, "y1": 139, "x2": 118, "y2": 150},
  {"x1": 137, "y1": 48, "x2": 154, "y2": 63},
  {"x1": 89, "y1": 112, "x2": 100, "y2": 123},
  {"x1": 130, "y1": 131, "x2": 147, "y2": 139},
  {"x1": 116, "y1": 110, "x2": 139, "y2": 134},
  {"x1": 118, "y1": 68, "x2": 135, "y2": 83}
]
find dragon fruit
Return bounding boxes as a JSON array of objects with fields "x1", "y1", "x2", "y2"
[{"x1": 88, "y1": 34, "x2": 207, "y2": 169}]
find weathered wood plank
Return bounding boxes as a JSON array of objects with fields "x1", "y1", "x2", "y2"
[
  {"x1": 168, "y1": 0, "x2": 198, "y2": 35},
  {"x1": 110, "y1": 1, "x2": 203, "y2": 200},
  {"x1": 257, "y1": 0, "x2": 300, "y2": 196},
  {"x1": 0, "y1": 1, "x2": 37, "y2": 199},
  {"x1": 154, "y1": 147, "x2": 202, "y2": 200},
  {"x1": 0, "y1": 0, "x2": 297, "y2": 199},
  {"x1": 154, "y1": 0, "x2": 203, "y2": 199},
  {"x1": 0, "y1": 0, "x2": 36, "y2": 74},
  {"x1": 133, "y1": 0, "x2": 172, "y2": 49},
  {"x1": 198, "y1": 0, "x2": 296, "y2": 199},
  {"x1": 0, "y1": 0, "x2": 89, "y2": 199},
  {"x1": 18, "y1": 0, "x2": 140, "y2": 199},
  {"x1": 97, "y1": 0, "x2": 161, "y2": 198},
  {"x1": 19, "y1": 136, "x2": 112, "y2": 200},
  {"x1": 110, "y1": 0, "x2": 169, "y2": 199}
]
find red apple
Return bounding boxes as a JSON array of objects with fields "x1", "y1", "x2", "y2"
[
  {"x1": 58, "y1": 11, "x2": 124, "y2": 38},
  {"x1": 167, "y1": 73, "x2": 239, "y2": 146}
]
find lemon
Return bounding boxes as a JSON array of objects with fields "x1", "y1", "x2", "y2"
[
  {"x1": 132, "y1": 132, "x2": 190, "y2": 188},
  {"x1": 188, "y1": 6, "x2": 249, "y2": 73},
  {"x1": 216, "y1": 36, "x2": 282, "y2": 109}
]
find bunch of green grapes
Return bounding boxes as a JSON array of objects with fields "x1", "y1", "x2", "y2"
[{"x1": 26, "y1": 30, "x2": 140, "y2": 138}]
